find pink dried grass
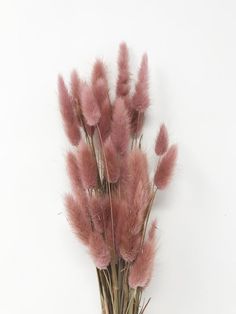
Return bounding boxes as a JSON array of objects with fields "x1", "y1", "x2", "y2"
[
  {"x1": 128, "y1": 220, "x2": 156, "y2": 288},
  {"x1": 66, "y1": 151, "x2": 82, "y2": 193},
  {"x1": 155, "y1": 123, "x2": 169, "y2": 155},
  {"x1": 58, "y1": 76, "x2": 81, "y2": 145},
  {"x1": 80, "y1": 82, "x2": 101, "y2": 126},
  {"x1": 70, "y1": 70, "x2": 81, "y2": 102},
  {"x1": 132, "y1": 54, "x2": 149, "y2": 112},
  {"x1": 77, "y1": 141, "x2": 98, "y2": 189},
  {"x1": 65, "y1": 194, "x2": 91, "y2": 245},
  {"x1": 116, "y1": 42, "x2": 130, "y2": 98},
  {"x1": 154, "y1": 144, "x2": 178, "y2": 189},
  {"x1": 110, "y1": 98, "x2": 130, "y2": 155},
  {"x1": 104, "y1": 137, "x2": 120, "y2": 183},
  {"x1": 89, "y1": 231, "x2": 111, "y2": 269},
  {"x1": 59, "y1": 43, "x2": 178, "y2": 313}
]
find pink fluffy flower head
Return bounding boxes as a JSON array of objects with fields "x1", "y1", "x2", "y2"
[
  {"x1": 58, "y1": 75, "x2": 81, "y2": 145},
  {"x1": 154, "y1": 144, "x2": 178, "y2": 189},
  {"x1": 70, "y1": 70, "x2": 81, "y2": 102},
  {"x1": 104, "y1": 137, "x2": 120, "y2": 183},
  {"x1": 80, "y1": 82, "x2": 101, "y2": 126},
  {"x1": 128, "y1": 220, "x2": 156, "y2": 288},
  {"x1": 77, "y1": 141, "x2": 98, "y2": 189},
  {"x1": 132, "y1": 54, "x2": 149, "y2": 112},
  {"x1": 111, "y1": 98, "x2": 130, "y2": 155},
  {"x1": 92, "y1": 59, "x2": 108, "y2": 87},
  {"x1": 89, "y1": 232, "x2": 111, "y2": 269},
  {"x1": 66, "y1": 151, "x2": 82, "y2": 193},
  {"x1": 116, "y1": 42, "x2": 130, "y2": 98},
  {"x1": 65, "y1": 194, "x2": 91, "y2": 245},
  {"x1": 155, "y1": 123, "x2": 169, "y2": 155}
]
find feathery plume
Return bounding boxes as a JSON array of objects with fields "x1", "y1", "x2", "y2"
[
  {"x1": 65, "y1": 194, "x2": 92, "y2": 245},
  {"x1": 128, "y1": 220, "x2": 156, "y2": 288},
  {"x1": 80, "y1": 82, "x2": 101, "y2": 126},
  {"x1": 77, "y1": 141, "x2": 98, "y2": 189},
  {"x1": 130, "y1": 111, "x2": 145, "y2": 138},
  {"x1": 117, "y1": 201, "x2": 141, "y2": 262},
  {"x1": 58, "y1": 75, "x2": 81, "y2": 145},
  {"x1": 98, "y1": 98, "x2": 112, "y2": 140},
  {"x1": 132, "y1": 54, "x2": 149, "y2": 112},
  {"x1": 111, "y1": 98, "x2": 130, "y2": 155},
  {"x1": 116, "y1": 42, "x2": 130, "y2": 98},
  {"x1": 155, "y1": 124, "x2": 169, "y2": 155},
  {"x1": 70, "y1": 70, "x2": 81, "y2": 102},
  {"x1": 93, "y1": 78, "x2": 108, "y2": 105},
  {"x1": 66, "y1": 151, "x2": 82, "y2": 193},
  {"x1": 104, "y1": 137, "x2": 120, "y2": 183},
  {"x1": 91, "y1": 59, "x2": 108, "y2": 87},
  {"x1": 127, "y1": 149, "x2": 150, "y2": 201},
  {"x1": 89, "y1": 196, "x2": 110, "y2": 234},
  {"x1": 89, "y1": 232, "x2": 111, "y2": 269},
  {"x1": 154, "y1": 144, "x2": 178, "y2": 189}
]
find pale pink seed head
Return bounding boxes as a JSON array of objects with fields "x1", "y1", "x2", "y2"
[
  {"x1": 130, "y1": 111, "x2": 145, "y2": 138},
  {"x1": 155, "y1": 124, "x2": 169, "y2": 155},
  {"x1": 66, "y1": 151, "x2": 82, "y2": 193},
  {"x1": 154, "y1": 144, "x2": 178, "y2": 189},
  {"x1": 104, "y1": 137, "x2": 120, "y2": 183},
  {"x1": 70, "y1": 70, "x2": 81, "y2": 101},
  {"x1": 128, "y1": 224, "x2": 156, "y2": 288},
  {"x1": 98, "y1": 98, "x2": 112, "y2": 140},
  {"x1": 132, "y1": 53, "x2": 149, "y2": 112},
  {"x1": 77, "y1": 141, "x2": 98, "y2": 189},
  {"x1": 80, "y1": 82, "x2": 101, "y2": 126},
  {"x1": 91, "y1": 59, "x2": 108, "y2": 87},
  {"x1": 89, "y1": 232, "x2": 111, "y2": 269},
  {"x1": 93, "y1": 78, "x2": 108, "y2": 105},
  {"x1": 89, "y1": 196, "x2": 106, "y2": 234},
  {"x1": 65, "y1": 194, "x2": 91, "y2": 245},
  {"x1": 127, "y1": 148, "x2": 149, "y2": 201},
  {"x1": 111, "y1": 98, "x2": 130, "y2": 155},
  {"x1": 116, "y1": 42, "x2": 130, "y2": 97},
  {"x1": 58, "y1": 75, "x2": 81, "y2": 145}
]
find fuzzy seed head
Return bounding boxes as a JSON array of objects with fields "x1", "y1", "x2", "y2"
[{"x1": 154, "y1": 144, "x2": 178, "y2": 189}]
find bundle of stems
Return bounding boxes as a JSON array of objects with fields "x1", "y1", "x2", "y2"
[{"x1": 58, "y1": 43, "x2": 177, "y2": 314}]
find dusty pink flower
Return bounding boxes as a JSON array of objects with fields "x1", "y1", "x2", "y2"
[
  {"x1": 104, "y1": 137, "x2": 120, "y2": 183},
  {"x1": 116, "y1": 42, "x2": 130, "y2": 98},
  {"x1": 132, "y1": 54, "x2": 149, "y2": 112},
  {"x1": 128, "y1": 220, "x2": 156, "y2": 288},
  {"x1": 130, "y1": 111, "x2": 145, "y2": 138},
  {"x1": 58, "y1": 75, "x2": 81, "y2": 145},
  {"x1": 127, "y1": 149, "x2": 150, "y2": 201},
  {"x1": 70, "y1": 70, "x2": 81, "y2": 102},
  {"x1": 154, "y1": 144, "x2": 178, "y2": 189},
  {"x1": 155, "y1": 124, "x2": 169, "y2": 155},
  {"x1": 89, "y1": 196, "x2": 110, "y2": 234},
  {"x1": 98, "y1": 98, "x2": 112, "y2": 140},
  {"x1": 89, "y1": 232, "x2": 111, "y2": 269},
  {"x1": 80, "y1": 82, "x2": 101, "y2": 126},
  {"x1": 91, "y1": 59, "x2": 108, "y2": 87},
  {"x1": 66, "y1": 151, "x2": 82, "y2": 193},
  {"x1": 77, "y1": 141, "x2": 98, "y2": 189},
  {"x1": 117, "y1": 201, "x2": 141, "y2": 262},
  {"x1": 93, "y1": 78, "x2": 108, "y2": 105},
  {"x1": 111, "y1": 98, "x2": 130, "y2": 155},
  {"x1": 65, "y1": 194, "x2": 92, "y2": 245}
]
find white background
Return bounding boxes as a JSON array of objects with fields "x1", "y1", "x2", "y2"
[{"x1": 0, "y1": 0, "x2": 236, "y2": 313}]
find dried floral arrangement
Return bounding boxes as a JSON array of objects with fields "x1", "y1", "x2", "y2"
[{"x1": 58, "y1": 43, "x2": 177, "y2": 314}]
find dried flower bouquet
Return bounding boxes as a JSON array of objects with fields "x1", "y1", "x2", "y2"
[{"x1": 58, "y1": 43, "x2": 177, "y2": 314}]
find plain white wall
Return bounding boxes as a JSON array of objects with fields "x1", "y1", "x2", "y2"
[{"x1": 0, "y1": 0, "x2": 236, "y2": 313}]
